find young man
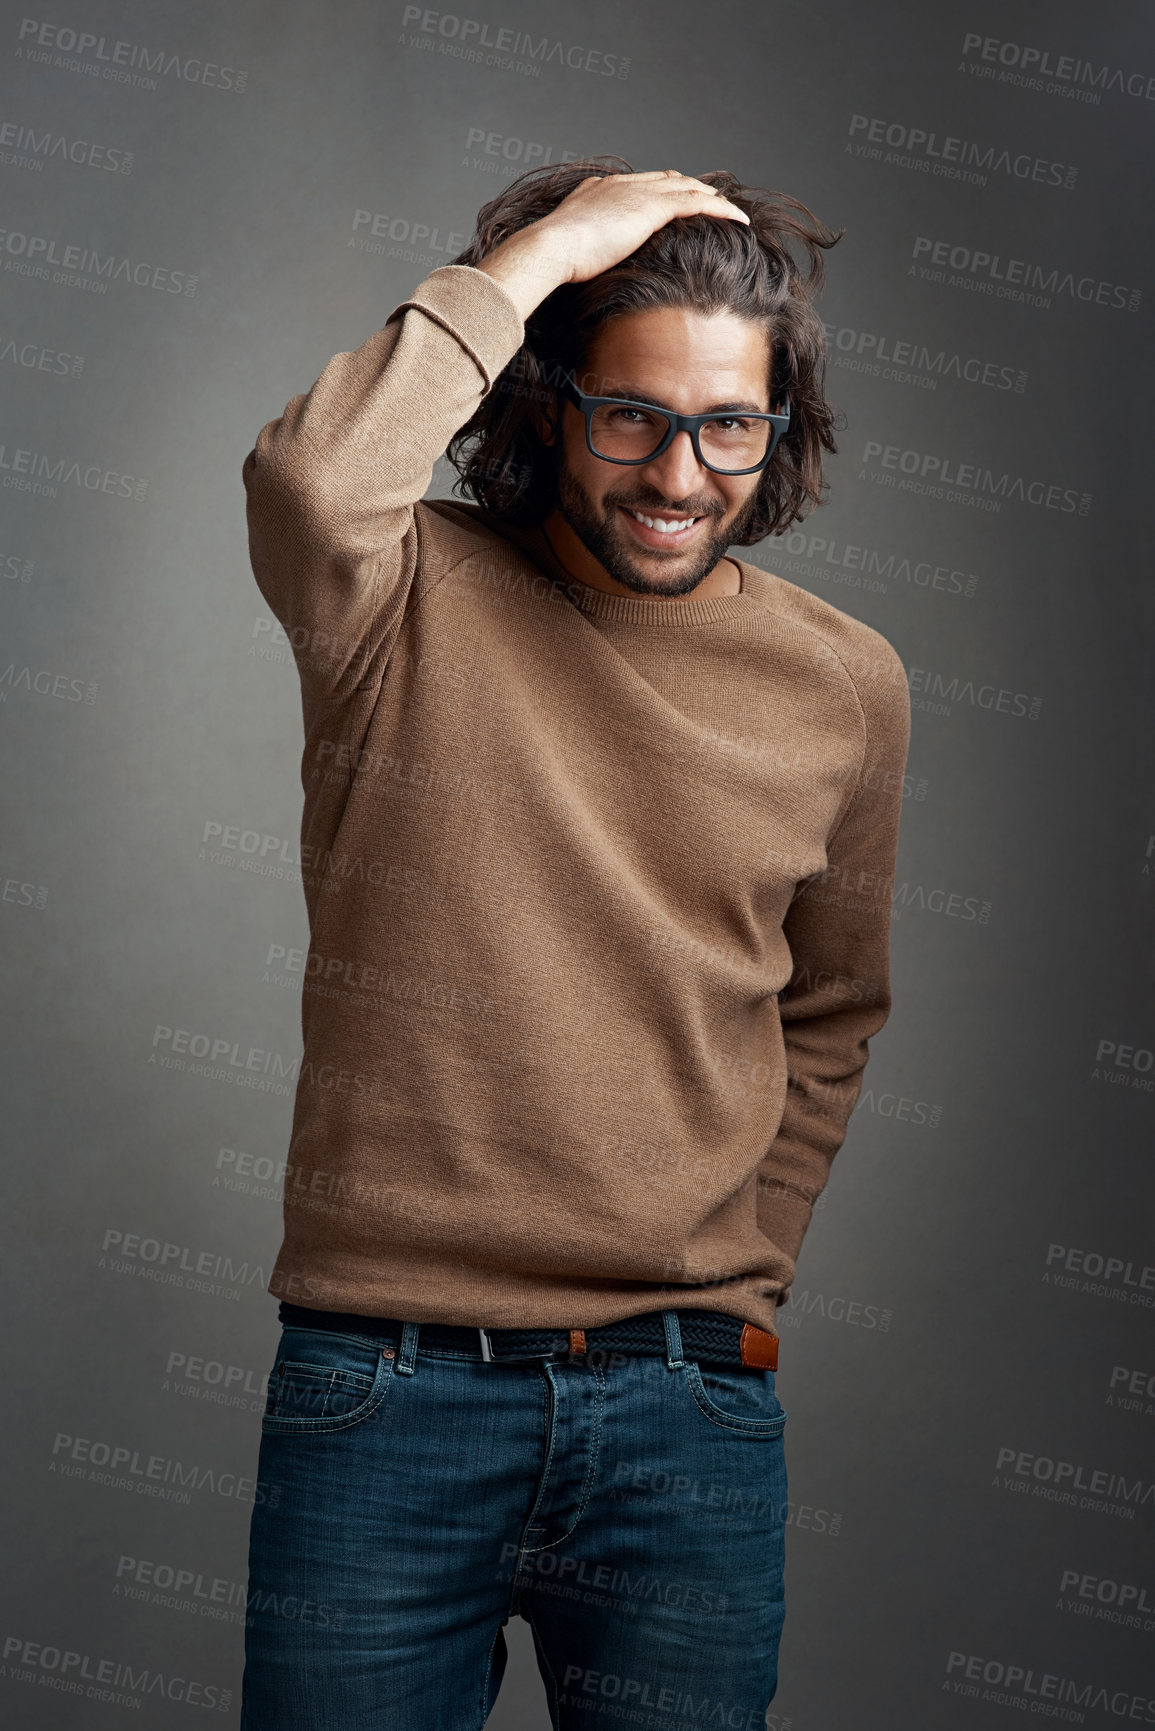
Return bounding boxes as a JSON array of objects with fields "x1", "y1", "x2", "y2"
[{"x1": 239, "y1": 162, "x2": 910, "y2": 1730}]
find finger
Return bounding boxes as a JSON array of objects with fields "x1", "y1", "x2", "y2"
[
  {"x1": 614, "y1": 169, "x2": 695, "y2": 183},
  {"x1": 614, "y1": 170, "x2": 720, "y2": 193},
  {"x1": 657, "y1": 176, "x2": 723, "y2": 195},
  {"x1": 657, "y1": 188, "x2": 751, "y2": 221},
  {"x1": 654, "y1": 180, "x2": 737, "y2": 199}
]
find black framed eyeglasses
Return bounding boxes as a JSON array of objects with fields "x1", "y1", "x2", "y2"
[{"x1": 561, "y1": 379, "x2": 791, "y2": 476}]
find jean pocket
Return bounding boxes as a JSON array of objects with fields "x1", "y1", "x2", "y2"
[
  {"x1": 681, "y1": 1361, "x2": 787, "y2": 1438},
  {"x1": 261, "y1": 1328, "x2": 395, "y2": 1435}
]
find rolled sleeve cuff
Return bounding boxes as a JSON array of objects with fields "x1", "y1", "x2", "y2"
[{"x1": 390, "y1": 263, "x2": 526, "y2": 394}]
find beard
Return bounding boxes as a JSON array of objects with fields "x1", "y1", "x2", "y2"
[{"x1": 555, "y1": 459, "x2": 760, "y2": 598}]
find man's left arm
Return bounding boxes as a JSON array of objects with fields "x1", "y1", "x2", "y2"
[{"x1": 756, "y1": 636, "x2": 912, "y2": 1300}]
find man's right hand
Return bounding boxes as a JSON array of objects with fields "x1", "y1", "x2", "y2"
[{"x1": 473, "y1": 169, "x2": 751, "y2": 323}]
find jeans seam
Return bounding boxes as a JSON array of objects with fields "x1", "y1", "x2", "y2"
[
  {"x1": 513, "y1": 1366, "x2": 561, "y2": 1557},
  {"x1": 517, "y1": 1363, "x2": 605, "y2": 1553},
  {"x1": 477, "y1": 1620, "x2": 502, "y2": 1728},
  {"x1": 269, "y1": 1362, "x2": 373, "y2": 1393},
  {"x1": 261, "y1": 1352, "x2": 394, "y2": 1435},
  {"x1": 683, "y1": 1363, "x2": 787, "y2": 1436},
  {"x1": 521, "y1": 1599, "x2": 562, "y2": 1731},
  {"x1": 278, "y1": 1326, "x2": 397, "y2": 1355},
  {"x1": 572, "y1": 1363, "x2": 606, "y2": 1532},
  {"x1": 500, "y1": 1370, "x2": 550, "y2": 1620}
]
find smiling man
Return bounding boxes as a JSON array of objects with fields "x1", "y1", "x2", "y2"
[{"x1": 239, "y1": 160, "x2": 911, "y2": 1730}]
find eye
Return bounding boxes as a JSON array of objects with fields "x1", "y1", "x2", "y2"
[
  {"x1": 607, "y1": 406, "x2": 660, "y2": 427},
  {"x1": 704, "y1": 416, "x2": 758, "y2": 437}
]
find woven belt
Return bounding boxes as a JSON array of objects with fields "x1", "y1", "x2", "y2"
[{"x1": 278, "y1": 1302, "x2": 778, "y2": 1370}]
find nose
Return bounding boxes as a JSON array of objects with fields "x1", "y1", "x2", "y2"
[{"x1": 635, "y1": 429, "x2": 710, "y2": 503}]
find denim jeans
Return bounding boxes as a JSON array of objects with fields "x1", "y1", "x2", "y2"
[{"x1": 240, "y1": 1310, "x2": 787, "y2": 1730}]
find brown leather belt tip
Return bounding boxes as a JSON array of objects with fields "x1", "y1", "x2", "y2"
[{"x1": 739, "y1": 1322, "x2": 779, "y2": 1369}]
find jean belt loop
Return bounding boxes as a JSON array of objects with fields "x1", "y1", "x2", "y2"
[
  {"x1": 395, "y1": 1320, "x2": 420, "y2": 1376},
  {"x1": 661, "y1": 1310, "x2": 685, "y2": 1371}
]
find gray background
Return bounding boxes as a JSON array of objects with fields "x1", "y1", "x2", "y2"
[{"x1": 2, "y1": 0, "x2": 1153, "y2": 1725}]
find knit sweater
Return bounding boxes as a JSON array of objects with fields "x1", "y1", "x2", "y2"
[{"x1": 242, "y1": 264, "x2": 911, "y2": 1336}]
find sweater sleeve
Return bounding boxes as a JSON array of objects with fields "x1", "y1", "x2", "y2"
[
  {"x1": 241, "y1": 264, "x2": 525, "y2": 701},
  {"x1": 756, "y1": 634, "x2": 912, "y2": 1304}
]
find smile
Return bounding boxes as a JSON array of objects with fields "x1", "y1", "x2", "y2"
[{"x1": 624, "y1": 508, "x2": 701, "y2": 537}]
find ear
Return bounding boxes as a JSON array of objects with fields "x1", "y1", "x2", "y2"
[{"x1": 532, "y1": 403, "x2": 558, "y2": 447}]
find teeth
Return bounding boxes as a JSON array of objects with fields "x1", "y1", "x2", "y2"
[{"x1": 629, "y1": 509, "x2": 698, "y2": 534}]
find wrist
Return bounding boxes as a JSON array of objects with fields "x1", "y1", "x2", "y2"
[{"x1": 474, "y1": 232, "x2": 569, "y2": 321}]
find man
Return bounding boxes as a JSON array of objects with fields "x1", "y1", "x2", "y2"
[{"x1": 239, "y1": 161, "x2": 910, "y2": 1730}]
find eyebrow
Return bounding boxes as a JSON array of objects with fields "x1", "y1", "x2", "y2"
[{"x1": 604, "y1": 387, "x2": 770, "y2": 415}]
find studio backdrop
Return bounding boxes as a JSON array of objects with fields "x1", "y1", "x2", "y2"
[{"x1": 1, "y1": 0, "x2": 1152, "y2": 1726}]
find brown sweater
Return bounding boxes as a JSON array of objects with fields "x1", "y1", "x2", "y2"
[{"x1": 242, "y1": 264, "x2": 911, "y2": 1336}]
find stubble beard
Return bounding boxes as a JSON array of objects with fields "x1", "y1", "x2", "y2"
[{"x1": 555, "y1": 460, "x2": 759, "y2": 599}]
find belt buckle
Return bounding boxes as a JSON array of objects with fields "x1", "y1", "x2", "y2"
[{"x1": 477, "y1": 1327, "x2": 563, "y2": 1364}]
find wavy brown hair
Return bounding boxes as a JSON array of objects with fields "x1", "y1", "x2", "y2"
[{"x1": 448, "y1": 156, "x2": 844, "y2": 541}]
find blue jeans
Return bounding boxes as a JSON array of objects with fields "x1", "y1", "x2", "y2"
[{"x1": 240, "y1": 1311, "x2": 787, "y2": 1730}]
